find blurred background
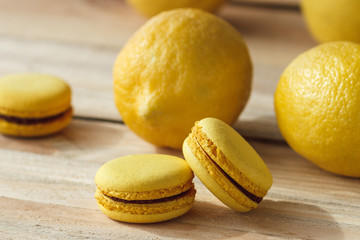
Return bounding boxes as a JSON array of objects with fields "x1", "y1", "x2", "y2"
[{"x1": 0, "y1": 0, "x2": 315, "y2": 141}]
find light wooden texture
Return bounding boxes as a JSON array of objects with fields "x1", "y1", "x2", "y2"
[
  {"x1": 0, "y1": 0, "x2": 317, "y2": 141},
  {"x1": 1, "y1": 120, "x2": 359, "y2": 239},
  {"x1": 1, "y1": 0, "x2": 359, "y2": 239}
]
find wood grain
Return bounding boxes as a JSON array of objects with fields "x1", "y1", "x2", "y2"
[
  {"x1": 2, "y1": 1, "x2": 358, "y2": 239},
  {"x1": 0, "y1": 119, "x2": 359, "y2": 239},
  {"x1": 0, "y1": 0, "x2": 317, "y2": 141}
]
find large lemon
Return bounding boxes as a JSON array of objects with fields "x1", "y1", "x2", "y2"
[
  {"x1": 126, "y1": 0, "x2": 227, "y2": 17},
  {"x1": 301, "y1": 0, "x2": 360, "y2": 43},
  {"x1": 275, "y1": 41, "x2": 360, "y2": 177},
  {"x1": 114, "y1": 9, "x2": 252, "y2": 149}
]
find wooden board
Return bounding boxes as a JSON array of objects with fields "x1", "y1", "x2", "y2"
[
  {"x1": 0, "y1": 0, "x2": 317, "y2": 141},
  {"x1": 2, "y1": 1, "x2": 359, "y2": 239},
  {"x1": 1, "y1": 119, "x2": 359, "y2": 239}
]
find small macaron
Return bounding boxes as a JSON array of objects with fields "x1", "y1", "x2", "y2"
[
  {"x1": 183, "y1": 118, "x2": 272, "y2": 212},
  {"x1": 0, "y1": 73, "x2": 72, "y2": 137},
  {"x1": 95, "y1": 154, "x2": 196, "y2": 223}
]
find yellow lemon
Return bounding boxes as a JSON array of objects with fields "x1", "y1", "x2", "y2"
[
  {"x1": 114, "y1": 9, "x2": 252, "y2": 149},
  {"x1": 301, "y1": 0, "x2": 360, "y2": 43},
  {"x1": 275, "y1": 41, "x2": 360, "y2": 177},
  {"x1": 126, "y1": 0, "x2": 227, "y2": 17}
]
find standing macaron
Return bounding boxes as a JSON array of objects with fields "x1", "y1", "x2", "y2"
[
  {"x1": 183, "y1": 118, "x2": 272, "y2": 212},
  {"x1": 95, "y1": 154, "x2": 196, "y2": 223},
  {"x1": 0, "y1": 73, "x2": 72, "y2": 137}
]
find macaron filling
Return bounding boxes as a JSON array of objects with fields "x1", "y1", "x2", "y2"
[
  {"x1": 199, "y1": 144, "x2": 262, "y2": 204},
  {"x1": 0, "y1": 107, "x2": 72, "y2": 125},
  {"x1": 95, "y1": 186, "x2": 196, "y2": 215},
  {"x1": 190, "y1": 135, "x2": 263, "y2": 204},
  {"x1": 105, "y1": 187, "x2": 195, "y2": 204}
]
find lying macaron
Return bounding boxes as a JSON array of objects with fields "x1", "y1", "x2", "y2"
[
  {"x1": 183, "y1": 118, "x2": 272, "y2": 212},
  {"x1": 0, "y1": 73, "x2": 72, "y2": 137},
  {"x1": 95, "y1": 154, "x2": 196, "y2": 223}
]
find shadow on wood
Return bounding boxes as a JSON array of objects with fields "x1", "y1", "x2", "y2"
[{"x1": 130, "y1": 199, "x2": 343, "y2": 239}]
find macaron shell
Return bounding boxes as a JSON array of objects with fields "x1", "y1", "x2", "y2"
[
  {"x1": 95, "y1": 154, "x2": 194, "y2": 200},
  {"x1": 183, "y1": 138, "x2": 252, "y2": 212},
  {"x1": 95, "y1": 154, "x2": 195, "y2": 223},
  {"x1": 197, "y1": 118, "x2": 273, "y2": 193},
  {"x1": 0, "y1": 107, "x2": 72, "y2": 137},
  {"x1": 0, "y1": 73, "x2": 71, "y2": 118}
]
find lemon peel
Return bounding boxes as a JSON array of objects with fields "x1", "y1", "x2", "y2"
[
  {"x1": 275, "y1": 41, "x2": 360, "y2": 177},
  {"x1": 114, "y1": 8, "x2": 252, "y2": 149}
]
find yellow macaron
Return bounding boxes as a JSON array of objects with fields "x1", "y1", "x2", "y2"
[
  {"x1": 95, "y1": 154, "x2": 196, "y2": 223},
  {"x1": 0, "y1": 73, "x2": 72, "y2": 137},
  {"x1": 183, "y1": 118, "x2": 272, "y2": 212}
]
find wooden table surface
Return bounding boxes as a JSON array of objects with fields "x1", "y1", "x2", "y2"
[{"x1": 1, "y1": 0, "x2": 359, "y2": 239}]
